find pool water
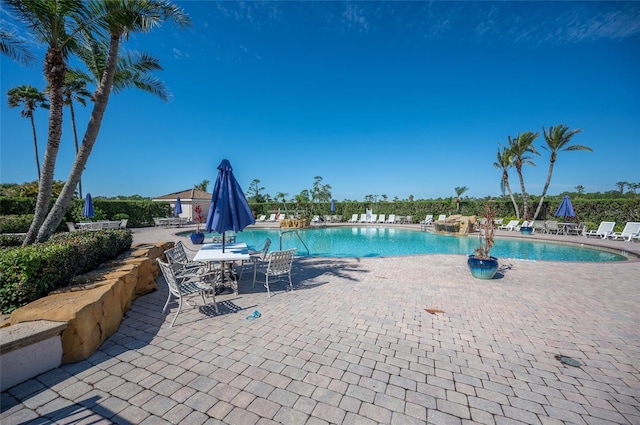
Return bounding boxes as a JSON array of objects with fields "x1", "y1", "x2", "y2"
[{"x1": 191, "y1": 227, "x2": 628, "y2": 262}]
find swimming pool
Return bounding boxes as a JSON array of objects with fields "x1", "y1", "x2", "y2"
[{"x1": 185, "y1": 227, "x2": 629, "y2": 262}]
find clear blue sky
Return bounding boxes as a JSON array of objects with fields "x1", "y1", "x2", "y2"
[{"x1": 2, "y1": 1, "x2": 639, "y2": 201}]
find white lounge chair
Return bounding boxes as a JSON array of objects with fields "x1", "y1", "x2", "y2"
[
  {"x1": 585, "y1": 221, "x2": 615, "y2": 239},
  {"x1": 437, "y1": 214, "x2": 446, "y2": 221},
  {"x1": 421, "y1": 215, "x2": 433, "y2": 225},
  {"x1": 377, "y1": 214, "x2": 386, "y2": 223},
  {"x1": 256, "y1": 214, "x2": 266, "y2": 222},
  {"x1": 267, "y1": 213, "x2": 277, "y2": 222},
  {"x1": 499, "y1": 220, "x2": 520, "y2": 231},
  {"x1": 347, "y1": 214, "x2": 358, "y2": 223},
  {"x1": 359, "y1": 214, "x2": 367, "y2": 223},
  {"x1": 386, "y1": 214, "x2": 396, "y2": 224},
  {"x1": 369, "y1": 214, "x2": 377, "y2": 223},
  {"x1": 532, "y1": 220, "x2": 546, "y2": 234},
  {"x1": 545, "y1": 220, "x2": 560, "y2": 234},
  {"x1": 608, "y1": 222, "x2": 640, "y2": 241}
]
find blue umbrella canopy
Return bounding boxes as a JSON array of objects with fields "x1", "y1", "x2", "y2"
[
  {"x1": 83, "y1": 193, "x2": 94, "y2": 219},
  {"x1": 330, "y1": 199, "x2": 336, "y2": 213},
  {"x1": 555, "y1": 195, "x2": 576, "y2": 218},
  {"x1": 205, "y1": 159, "x2": 255, "y2": 250},
  {"x1": 174, "y1": 197, "x2": 183, "y2": 216}
]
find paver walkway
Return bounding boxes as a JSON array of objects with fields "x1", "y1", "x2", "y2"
[{"x1": 2, "y1": 226, "x2": 639, "y2": 424}]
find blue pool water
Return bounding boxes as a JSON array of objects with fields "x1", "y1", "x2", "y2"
[{"x1": 188, "y1": 227, "x2": 628, "y2": 262}]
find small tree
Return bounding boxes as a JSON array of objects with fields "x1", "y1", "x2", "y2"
[{"x1": 473, "y1": 203, "x2": 496, "y2": 259}]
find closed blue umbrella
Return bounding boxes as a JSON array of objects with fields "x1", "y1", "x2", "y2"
[
  {"x1": 83, "y1": 193, "x2": 94, "y2": 219},
  {"x1": 205, "y1": 159, "x2": 255, "y2": 251},
  {"x1": 330, "y1": 199, "x2": 336, "y2": 213},
  {"x1": 555, "y1": 195, "x2": 576, "y2": 218},
  {"x1": 174, "y1": 197, "x2": 182, "y2": 216}
]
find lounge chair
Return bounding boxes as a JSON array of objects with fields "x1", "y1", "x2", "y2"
[
  {"x1": 369, "y1": 214, "x2": 378, "y2": 223},
  {"x1": 499, "y1": 220, "x2": 520, "y2": 231},
  {"x1": 493, "y1": 218, "x2": 504, "y2": 227},
  {"x1": 421, "y1": 215, "x2": 433, "y2": 225},
  {"x1": 359, "y1": 214, "x2": 368, "y2": 223},
  {"x1": 608, "y1": 222, "x2": 640, "y2": 241},
  {"x1": 347, "y1": 214, "x2": 358, "y2": 223},
  {"x1": 386, "y1": 214, "x2": 396, "y2": 224},
  {"x1": 377, "y1": 214, "x2": 386, "y2": 223},
  {"x1": 404, "y1": 215, "x2": 413, "y2": 224},
  {"x1": 437, "y1": 214, "x2": 447, "y2": 221},
  {"x1": 267, "y1": 213, "x2": 277, "y2": 222},
  {"x1": 585, "y1": 221, "x2": 615, "y2": 239},
  {"x1": 532, "y1": 220, "x2": 546, "y2": 234},
  {"x1": 545, "y1": 220, "x2": 560, "y2": 234},
  {"x1": 66, "y1": 222, "x2": 78, "y2": 232},
  {"x1": 256, "y1": 214, "x2": 266, "y2": 222}
]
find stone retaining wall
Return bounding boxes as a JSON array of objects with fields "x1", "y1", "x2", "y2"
[{"x1": 3, "y1": 242, "x2": 171, "y2": 365}]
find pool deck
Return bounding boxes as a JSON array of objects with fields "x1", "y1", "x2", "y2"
[{"x1": 2, "y1": 224, "x2": 639, "y2": 424}]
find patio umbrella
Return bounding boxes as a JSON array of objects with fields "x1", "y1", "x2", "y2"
[
  {"x1": 330, "y1": 199, "x2": 336, "y2": 213},
  {"x1": 83, "y1": 193, "x2": 94, "y2": 219},
  {"x1": 174, "y1": 197, "x2": 182, "y2": 216},
  {"x1": 555, "y1": 195, "x2": 576, "y2": 220},
  {"x1": 205, "y1": 159, "x2": 255, "y2": 252}
]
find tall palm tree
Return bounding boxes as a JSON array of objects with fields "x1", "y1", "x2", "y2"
[
  {"x1": 62, "y1": 73, "x2": 91, "y2": 198},
  {"x1": 532, "y1": 125, "x2": 591, "y2": 220},
  {"x1": 507, "y1": 131, "x2": 540, "y2": 220},
  {"x1": 7, "y1": 85, "x2": 49, "y2": 181},
  {"x1": 453, "y1": 186, "x2": 468, "y2": 212},
  {"x1": 6, "y1": 0, "x2": 96, "y2": 246},
  {"x1": 34, "y1": 0, "x2": 190, "y2": 243},
  {"x1": 493, "y1": 147, "x2": 520, "y2": 218}
]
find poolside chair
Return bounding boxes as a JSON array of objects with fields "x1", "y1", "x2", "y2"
[
  {"x1": 157, "y1": 258, "x2": 218, "y2": 327},
  {"x1": 585, "y1": 221, "x2": 615, "y2": 239},
  {"x1": 493, "y1": 218, "x2": 504, "y2": 227},
  {"x1": 369, "y1": 214, "x2": 378, "y2": 223},
  {"x1": 359, "y1": 214, "x2": 367, "y2": 223},
  {"x1": 239, "y1": 237, "x2": 272, "y2": 282},
  {"x1": 267, "y1": 213, "x2": 277, "y2": 222},
  {"x1": 404, "y1": 215, "x2": 413, "y2": 224},
  {"x1": 119, "y1": 219, "x2": 128, "y2": 229},
  {"x1": 377, "y1": 214, "x2": 386, "y2": 223},
  {"x1": 532, "y1": 220, "x2": 546, "y2": 234},
  {"x1": 499, "y1": 220, "x2": 520, "y2": 231},
  {"x1": 253, "y1": 249, "x2": 296, "y2": 298},
  {"x1": 348, "y1": 214, "x2": 358, "y2": 223},
  {"x1": 608, "y1": 222, "x2": 640, "y2": 241},
  {"x1": 421, "y1": 215, "x2": 434, "y2": 225},
  {"x1": 66, "y1": 222, "x2": 78, "y2": 232},
  {"x1": 256, "y1": 214, "x2": 266, "y2": 222},
  {"x1": 545, "y1": 220, "x2": 560, "y2": 234},
  {"x1": 386, "y1": 214, "x2": 396, "y2": 224}
]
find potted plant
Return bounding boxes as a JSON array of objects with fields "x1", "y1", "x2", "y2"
[
  {"x1": 467, "y1": 203, "x2": 499, "y2": 279},
  {"x1": 190, "y1": 204, "x2": 205, "y2": 244}
]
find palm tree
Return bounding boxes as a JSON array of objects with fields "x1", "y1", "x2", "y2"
[
  {"x1": 453, "y1": 186, "x2": 468, "y2": 212},
  {"x1": 275, "y1": 192, "x2": 289, "y2": 216},
  {"x1": 532, "y1": 125, "x2": 591, "y2": 220},
  {"x1": 62, "y1": 74, "x2": 91, "y2": 198},
  {"x1": 1, "y1": 30, "x2": 36, "y2": 66},
  {"x1": 6, "y1": 0, "x2": 96, "y2": 245},
  {"x1": 507, "y1": 131, "x2": 540, "y2": 220},
  {"x1": 7, "y1": 85, "x2": 49, "y2": 181},
  {"x1": 33, "y1": 0, "x2": 190, "y2": 243},
  {"x1": 493, "y1": 147, "x2": 520, "y2": 218}
]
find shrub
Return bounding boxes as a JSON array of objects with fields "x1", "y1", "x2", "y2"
[{"x1": 0, "y1": 229, "x2": 133, "y2": 314}]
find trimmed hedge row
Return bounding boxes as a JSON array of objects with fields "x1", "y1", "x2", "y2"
[{"x1": 0, "y1": 229, "x2": 133, "y2": 314}]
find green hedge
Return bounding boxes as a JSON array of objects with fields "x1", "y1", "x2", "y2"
[
  {"x1": 249, "y1": 199, "x2": 640, "y2": 226},
  {"x1": 0, "y1": 198, "x2": 172, "y2": 231},
  {"x1": 0, "y1": 229, "x2": 133, "y2": 314}
]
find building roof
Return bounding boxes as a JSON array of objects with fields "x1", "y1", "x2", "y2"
[{"x1": 154, "y1": 189, "x2": 211, "y2": 200}]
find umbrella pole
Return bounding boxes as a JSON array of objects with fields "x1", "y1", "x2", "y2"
[{"x1": 222, "y1": 233, "x2": 225, "y2": 253}]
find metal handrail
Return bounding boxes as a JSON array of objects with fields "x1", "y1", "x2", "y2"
[{"x1": 279, "y1": 229, "x2": 310, "y2": 256}]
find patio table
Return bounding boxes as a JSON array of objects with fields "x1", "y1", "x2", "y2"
[
  {"x1": 193, "y1": 242, "x2": 250, "y2": 295},
  {"x1": 559, "y1": 222, "x2": 577, "y2": 235}
]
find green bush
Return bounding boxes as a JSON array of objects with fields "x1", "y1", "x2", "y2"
[{"x1": 0, "y1": 229, "x2": 133, "y2": 314}]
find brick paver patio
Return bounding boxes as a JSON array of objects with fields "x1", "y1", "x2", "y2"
[{"x1": 2, "y1": 226, "x2": 639, "y2": 424}]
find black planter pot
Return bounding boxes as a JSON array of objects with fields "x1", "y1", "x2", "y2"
[
  {"x1": 190, "y1": 233, "x2": 205, "y2": 244},
  {"x1": 520, "y1": 226, "x2": 533, "y2": 235},
  {"x1": 467, "y1": 255, "x2": 499, "y2": 279}
]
